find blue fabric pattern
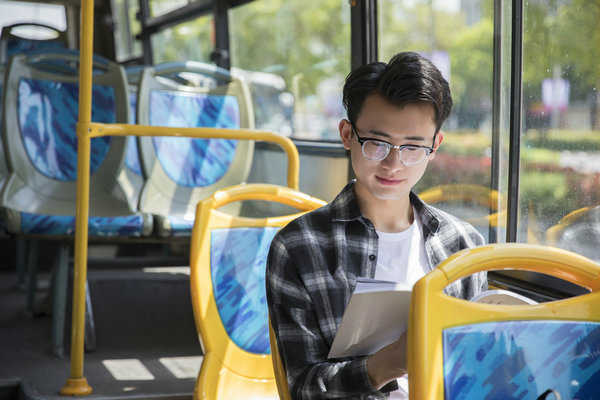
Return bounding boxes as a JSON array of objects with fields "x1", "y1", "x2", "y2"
[
  {"x1": 129, "y1": 91, "x2": 137, "y2": 124},
  {"x1": 19, "y1": 211, "x2": 146, "y2": 237},
  {"x1": 164, "y1": 216, "x2": 194, "y2": 237},
  {"x1": 443, "y1": 320, "x2": 600, "y2": 400},
  {"x1": 211, "y1": 226, "x2": 280, "y2": 354},
  {"x1": 6, "y1": 38, "x2": 65, "y2": 60},
  {"x1": 125, "y1": 91, "x2": 142, "y2": 176},
  {"x1": 149, "y1": 90, "x2": 240, "y2": 188},
  {"x1": 125, "y1": 136, "x2": 142, "y2": 176},
  {"x1": 18, "y1": 78, "x2": 115, "y2": 181}
]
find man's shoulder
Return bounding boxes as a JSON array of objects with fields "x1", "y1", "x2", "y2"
[
  {"x1": 416, "y1": 196, "x2": 485, "y2": 245},
  {"x1": 276, "y1": 202, "x2": 334, "y2": 238}
]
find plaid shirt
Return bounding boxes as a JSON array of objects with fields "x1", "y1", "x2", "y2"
[{"x1": 266, "y1": 181, "x2": 487, "y2": 399}]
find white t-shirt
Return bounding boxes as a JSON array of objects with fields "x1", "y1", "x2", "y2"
[{"x1": 374, "y1": 208, "x2": 429, "y2": 399}]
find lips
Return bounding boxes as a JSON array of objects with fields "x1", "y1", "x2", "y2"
[{"x1": 375, "y1": 176, "x2": 404, "y2": 186}]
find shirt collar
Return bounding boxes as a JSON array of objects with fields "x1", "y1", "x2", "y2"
[
  {"x1": 330, "y1": 180, "x2": 363, "y2": 222},
  {"x1": 330, "y1": 180, "x2": 441, "y2": 234}
]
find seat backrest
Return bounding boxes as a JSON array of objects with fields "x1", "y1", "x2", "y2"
[
  {"x1": 0, "y1": 23, "x2": 68, "y2": 64},
  {"x1": 121, "y1": 65, "x2": 146, "y2": 205},
  {"x1": 0, "y1": 50, "x2": 143, "y2": 225},
  {"x1": 408, "y1": 243, "x2": 600, "y2": 400},
  {"x1": 546, "y1": 205, "x2": 600, "y2": 261},
  {"x1": 189, "y1": 183, "x2": 325, "y2": 399},
  {"x1": 136, "y1": 61, "x2": 255, "y2": 237}
]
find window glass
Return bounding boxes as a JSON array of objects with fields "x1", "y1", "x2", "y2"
[
  {"x1": 151, "y1": 15, "x2": 213, "y2": 64},
  {"x1": 0, "y1": 1, "x2": 66, "y2": 32},
  {"x1": 379, "y1": 0, "x2": 499, "y2": 242},
  {"x1": 229, "y1": 0, "x2": 351, "y2": 140},
  {"x1": 149, "y1": 0, "x2": 190, "y2": 18},
  {"x1": 521, "y1": 0, "x2": 600, "y2": 261},
  {"x1": 112, "y1": 0, "x2": 142, "y2": 62}
]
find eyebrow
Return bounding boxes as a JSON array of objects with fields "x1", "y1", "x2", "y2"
[{"x1": 365, "y1": 129, "x2": 427, "y2": 142}]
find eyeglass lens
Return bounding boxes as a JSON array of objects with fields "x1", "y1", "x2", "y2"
[{"x1": 362, "y1": 140, "x2": 427, "y2": 165}]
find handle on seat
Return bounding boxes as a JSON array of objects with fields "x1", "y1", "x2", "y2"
[
  {"x1": 24, "y1": 49, "x2": 111, "y2": 72},
  {"x1": 209, "y1": 183, "x2": 326, "y2": 212},
  {"x1": 153, "y1": 60, "x2": 232, "y2": 83},
  {"x1": 435, "y1": 243, "x2": 600, "y2": 292}
]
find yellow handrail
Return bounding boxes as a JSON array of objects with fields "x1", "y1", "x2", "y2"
[{"x1": 60, "y1": 0, "x2": 300, "y2": 395}]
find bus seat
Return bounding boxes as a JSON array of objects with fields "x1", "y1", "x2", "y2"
[
  {"x1": 1, "y1": 50, "x2": 150, "y2": 236},
  {"x1": 545, "y1": 205, "x2": 600, "y2": 261},
  {"x1": 122, "y1": 65, "x2": 146, "y2": 202},
  {"x1": 135, "y1": 61, "x2": 255, "y2": 237},
  {"x1": 408, "y1": 243, "x2": 600, "y2": 400},
  {"x1": 0, "y1": 50, "x2": 152, "y2": 355},
  {"x1": 418, "y1": 184, "x2": 506, "y2": 242},
  {"x1": 0, "y1": 23, "x2": 68, "y2": 64},
  {"x1": 189, "y1": 183, "x2": 325, "y2": 400}
]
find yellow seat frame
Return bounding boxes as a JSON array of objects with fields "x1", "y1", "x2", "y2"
[
  {"x1": 189, "y1": 183, "x2": 325, "y2": 399},
  {"x1": 408, "y1": 243, "x2": 600, "y2": 399}
]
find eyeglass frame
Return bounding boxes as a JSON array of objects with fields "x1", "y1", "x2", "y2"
[{"x1": 349, "y1": 121, "x2": 438, "y2": 166}]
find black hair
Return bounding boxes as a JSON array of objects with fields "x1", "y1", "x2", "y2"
[{"x1": 342, "y1": 51, "x2": 452, "y2": 132}]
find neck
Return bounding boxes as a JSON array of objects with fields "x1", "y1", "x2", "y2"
[{"x1": 354, "y1": 185, "x2": 414, "y2": 233}]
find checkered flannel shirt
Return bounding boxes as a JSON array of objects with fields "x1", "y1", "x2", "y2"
[{"x1": 266, "y1": 181, "x2": 487, "y2": 399}]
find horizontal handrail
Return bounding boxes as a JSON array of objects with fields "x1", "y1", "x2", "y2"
[{"x1": 80, "y1": 122, "x2": 300, "y2": 190}]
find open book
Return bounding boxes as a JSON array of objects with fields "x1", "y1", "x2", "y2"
[
  {"x1": 328, "y1": 278, "x2": 412, "y2": 359},
  {"x1": 328, "y1": 280, "x2": 538, "y2": 359},
  {"x1": 470, "y1": 288, "x2": 538, "y2": 305}
]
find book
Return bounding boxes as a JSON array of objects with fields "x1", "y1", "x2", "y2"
[
  {"x1": 470, "y1": 288, "x2": 538, "y2": 305},
  {"x1": 328, "y1": 278, "x2": 412, "y2": 359},
  {"x1": 328, "y1": 282, "x2": 538, "y2": 359}
]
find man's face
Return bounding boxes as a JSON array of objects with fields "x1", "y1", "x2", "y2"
[{"x1": 340, "y1": 93, "x2": 443, "y2": 203}]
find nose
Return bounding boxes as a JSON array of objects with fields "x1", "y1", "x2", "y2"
[{"x1": 381, "y1": 147, "x2": 405, "y2": 170}]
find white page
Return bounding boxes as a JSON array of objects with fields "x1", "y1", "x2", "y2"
[
  {"x1": 328, "y1": 278, "x2": 412, "y2": 359},
  {"x1": 470, "y1": 289, "x2": 538, "y2": 305}
]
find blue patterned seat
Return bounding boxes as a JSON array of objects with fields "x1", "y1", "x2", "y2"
[
  {"x1": 189, "y1": 183, "x2": 326, "y2": 399},
  {"x1": 443, "y1": 320, "x2": 600, "y2": 399},
  {"x1": 0, "y1": 50, "x2": 152, "y2": 356},
  {"x1": 135, "y1": 61, "x2": 255, "y2": 237},
  {"x1": 1, "y1": 50, "x2": 151, "y2": 237},
  {"x1": 408, "y1": 243, "x2": 600, "y2": 400}
]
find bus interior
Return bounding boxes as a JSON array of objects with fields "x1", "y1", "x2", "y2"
[{"x1": 0, "y1": 0, "x2": 599, "y2": 399}]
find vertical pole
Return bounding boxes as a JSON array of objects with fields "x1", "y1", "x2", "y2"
[
  {"x1": 489, "y1": 0, "x2": 503, "y2": 243},
  {"x1": 60, "y1": 0, "x2": 93, "y2": 395},
  {"x1": 212, "y1": 0, "x2": 231, "y2": 70},
  {"x1": 506, "y1": 0, "x2": 524, "y2": 243},
  {"x1": 349, "y1": 0, "x2": 378, "y2": 70}
]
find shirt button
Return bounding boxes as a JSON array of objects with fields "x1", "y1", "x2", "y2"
[{"x1": 369, "y1": 254, "x2": 376, "y2": 261}]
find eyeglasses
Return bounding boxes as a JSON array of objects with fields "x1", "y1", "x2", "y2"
[{"x1": 350, "y1": 122, "x2": 436, "y2": 166}]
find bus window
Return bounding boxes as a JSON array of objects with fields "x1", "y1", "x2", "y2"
[
  {"x1": 379, "y1": 0, "x2": 501, "y2": 241},
  {"x1": 0, "y1": 1, "x2": 66, "y2": 34},
  {"x1": 149, "y1": 0, "x2": 189, "y2": 17},
  {"x1": 521, "y1": 0, "x2": 600, "y2": 260},
  {"x1": 112, "y1": 0, "x2": 142, "y2": 62},
  {"x1": 151, "y1": 14, "x2": 213, "y2": 64},
  {"x1": 229, "y1": 0, "x2": 351, "y2": 141}
]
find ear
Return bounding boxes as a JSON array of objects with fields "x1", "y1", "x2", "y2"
[
  {"x1": 429, "y1": 131, "x2": 444, "y2": 160},
  {"x1": 339, "y1": 119, "x2": 353, "y2": 150}
]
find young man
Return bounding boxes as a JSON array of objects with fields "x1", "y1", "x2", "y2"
[{"x1": 266, "y1": 51, "x2": 487, "y2": 399}]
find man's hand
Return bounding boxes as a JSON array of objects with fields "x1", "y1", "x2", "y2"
[{"x1": 365, "y1": 330, "x2": 408, "y2": 389}]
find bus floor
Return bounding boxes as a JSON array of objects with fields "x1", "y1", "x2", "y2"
[{"x1": 0, "y1": 247, "x2": 201, "y2": 400}]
